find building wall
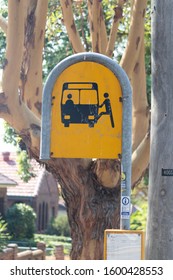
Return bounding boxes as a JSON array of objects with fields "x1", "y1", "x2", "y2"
[
  {"x1": 7, "y1": 185, "x2": 59, "y2": 232},
  {"x1": 7, "y1": 197, "x2": 35, "y2": 209},
  {"x1": 0, "y1": 187, "x2": 7, "y2": 217},
  {"x1": 35, "y1": 170, "x2": 59, "y2": 232},
  {"x1": 36, "y1": 190, "x2": 58, "y2": 232}
]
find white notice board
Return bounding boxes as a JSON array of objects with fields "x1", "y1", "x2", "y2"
[{"x1": 104, "y1": 230, "x2": 145, "y2": 260}]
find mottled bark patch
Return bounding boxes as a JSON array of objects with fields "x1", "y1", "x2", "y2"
[
  {"x1": 91, "y1": 22, "x2": 94, "y2": 32},
  {"x1": 65, "y1": 0, "x2": 70, "y2": 9},
  {"x1": 136, "y1": 36, "x2": 140, "y2": 50},
  {"x1": 108, "y1": 49, "x2": 113, "y2": 57},
  {"x1": 0, "y1": 104, "x2": 10, "y2": 114},
  {"x1": 35, "y1": 87, "x2": 39, "y2": 96},
  {"x1": 40, "y1": 29, "x2": 44, "y2": 40},
  {"x1": 134, "y1": 62, "x2": 140, "y2": 74},
  {"x1": 20, "y1": 69, "x2": 27, "y2": 83},
  {"x1": 25, "y1": 6, "x2": 36, "y2": 46},
  {"x1": 114, "y1": 6, "x2": 123, "y2": 20},
  {"x1": 0, "y1": 92, "x2": 7, "y2": 103},
  {"x1": 19, "y1": 129, "x2": 31, "y2": 148},
  {"x1": 100, "y1": 7, "x2": 104, "y2": 20},
  {"x1": 71, "y1": 20, "x2": 77, "y2": 34},
  {"x1": 27, "y1": 99, "x2": 32, "y2": 110},
  {"x1": 2, "y1": 58, "x2": 8, "y2": 70},
  {"x1": 95, "y1": 33, "x2": 100, "y2": 52},
  {"x1": 30, "y1": 123, "x2": 41, "y2": 137},
  {"x1": 34, "y1": 101, "x2": 42, "y2": 114},
  {"x1": 22, "y1": 4, "x2": 37, "y2": 83}
]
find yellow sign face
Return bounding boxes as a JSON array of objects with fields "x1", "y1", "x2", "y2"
[{"x1": 50, "y1": 61, "x2": 122, "y2": 159}]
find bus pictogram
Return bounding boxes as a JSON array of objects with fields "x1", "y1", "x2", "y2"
[{"x1": 61, "y1": 82, "x2": 114, "y2": 128}]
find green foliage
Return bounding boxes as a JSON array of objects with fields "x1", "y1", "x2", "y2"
[
  {"x1": 16, "y1": 150, "x2": 36, "y2": 182},
  {"x1": 145, "y1": 0, "x2": 151, "y2": 106},
  {"x1": 130, "y1": 170, "x2": 149, "y2": 231},
  {"x1": 130, "y1": 169, "x2": 149, "y2": 231},
  {"x1": 35, "y1": 234, "x2": 71, "y2": 244},
  {"x1": 3, "y1": 121, "x2": 19, "y2": 146},
  {"x1": 0, "y1": 216, "x2": 10, "y2": 251},
  {"x1": 6, "y1": 203, "x2": 36, "y2": 240},
  {"x1": 131, "y1": 171, "x2": 149, "y2": 207},
  {"x1": 43, "y1": 0, "x2": 130, "y2": 76},
  {"x1": 3, "y1": 122, "x2": 35, "y2": 182},
  {"x1": 46, "y1": 214, "x2": 71, "y2": 237},
  {"x1": 43, "y1": 0, "x2": 73, "y2": 78},
  {"x1": 130, "y1": 203, "x2": 148, "y2": 231},
  {"x1": 0, "y1": 30, "x2": 6, "y2": 66},
  {"x1": 34, "y1": 233, "x2": 71, "y2": 255},
  {"x1": 8, "y1": 238, "x2": 37, "y2": 248},
  {"x1": 9, "y1": 234, "x2": 72, "y2": 256}
]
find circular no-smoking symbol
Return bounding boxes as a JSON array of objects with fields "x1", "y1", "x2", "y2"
[{"x1": 122, "y1": 197, "x2": 130, "y2": 205}]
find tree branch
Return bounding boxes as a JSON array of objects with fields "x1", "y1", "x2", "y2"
[
  {"x1": 20, "y1": 0, "x2": 48, "y2": 117},
  {"x1": 87, "y1": 0, "x2": 101, "y2": 53},
  {"x1": 2, "y1": 0, "x2": 26, "y2": 110},
  {"x1": 106, "y1": 0, "x2": 126, "y2": 57},
  {"x1": 1, "y1": 0, "x2": 40, "y2": 153},
  {"x1": 92, "y1": 159, "x2": 121, "y2": 189},
  {"x1": 78, "y1": 3, "x2": 90, "y2": 51},
  {"x1": 120, "y1": 0, "x2": 148, "y2": 76},
  {"x1": 87, "y1": 0, "x2": 108, "y2": 54},
  {"x1": 60, "y1": 0, "x2": 85, "y2": 53},
  {"x1": 99, "y1": 6, "x2": 108, "y2": 54},
  {"x1": 131, "y1": 37, "x2": 150, "y2": 151},
  {"x1": 132, "y1": 130, "x2": 150, "y2": 188}
]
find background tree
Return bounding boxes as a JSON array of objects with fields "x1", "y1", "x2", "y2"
[
  {"x1": 6, "y1": 203, "x2": 36, "y2": 240},
  {"x1": 146, "y1": 0, "x2": 173, "y2": 259},
  {"x1": 0, "y1": 0, "x2": 150, "y2": 259}
]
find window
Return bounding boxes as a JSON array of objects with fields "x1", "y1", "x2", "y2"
[
  {"x1": 38, "y1": 202, "x2": 49, "y2": 231},
  {"x1": 0, "y1": 197, "x2": 4, "y2": 217}
]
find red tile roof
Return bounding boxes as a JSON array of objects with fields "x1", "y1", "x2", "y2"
[
  {"x1": 0, "y1": 151, "x2": 42, "y2": 197},
  {"x1": 0, "y1": 173, "x2": 17, "y2": 186}
]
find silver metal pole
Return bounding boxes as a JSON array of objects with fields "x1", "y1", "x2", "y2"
[{"x1": 120, "y1": 85, "x2": 132, "y2": 230}]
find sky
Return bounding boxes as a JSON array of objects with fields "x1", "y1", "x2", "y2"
[{"x1": 0, "y1": 118, "x2": 16, "y2": 152}]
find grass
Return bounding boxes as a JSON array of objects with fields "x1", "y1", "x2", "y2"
[{"x1": 8, "y1": 234, "x2": 72, "y2": 257}]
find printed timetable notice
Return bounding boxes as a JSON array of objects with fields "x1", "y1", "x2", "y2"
[{"x1": 104, "y1": 230, "x2": 145, "y2": 260}]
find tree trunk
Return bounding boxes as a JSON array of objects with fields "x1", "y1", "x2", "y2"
[
  {"x1": 0, "y1": 0, "x2": 150, "y2": 260},
  {"x1": 146, "y1": 0, "x2": 173, "y2": 259},
  {"x1": 46, "y1": 158, "x2": 121, "y2": 260}
]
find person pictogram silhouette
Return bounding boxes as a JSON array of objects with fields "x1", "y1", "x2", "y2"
[
  {"x1": 65, "y1": 93, "x2": 74, "y2": 107},
  {"x1": 97, "y1": 93, "x2": 114, "y2": 127}
]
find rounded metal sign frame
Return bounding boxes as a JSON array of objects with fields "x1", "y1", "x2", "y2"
[{"x1": 40, "y1": 52, "x2": 132, "y2": 229}]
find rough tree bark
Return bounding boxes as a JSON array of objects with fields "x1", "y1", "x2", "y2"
[
  {"x1": 0, "y1": 0, "x2": 150, "y2": 259},
  {"x1": 146, "y1": 0, "x2": 173, "y2": 259}
]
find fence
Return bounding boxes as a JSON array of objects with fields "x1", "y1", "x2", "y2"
[
  {"x1": 0, "y1": 242, "x2": 65, "y2": 260},
  {"x1": 54, "y1": 245, "x2": 64, "y2": 260},
  {"x1": 0, "y1": 242, "x2": 46, "y2": 260}
]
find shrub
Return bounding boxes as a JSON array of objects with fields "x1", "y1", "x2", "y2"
[
  {"x1": 0, "y1": 216, "x2": 10, "y2": 251},
  {"x1": 46, "y1": 215, "x2": 71, "y2": 237},
  {"x1": 6, "y1": 203, "x2": 36, "y2": 239},
  {"x1": 34, "y1": 234, "x2": 72, "y2": 255},
  {"x1": 130, "y1": 203, "x2": 147, "y2": 230}
]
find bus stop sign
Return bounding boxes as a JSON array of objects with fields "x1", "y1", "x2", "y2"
[{"x1": 40, "y1": 53, "x2": 132, "y2": 159}]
